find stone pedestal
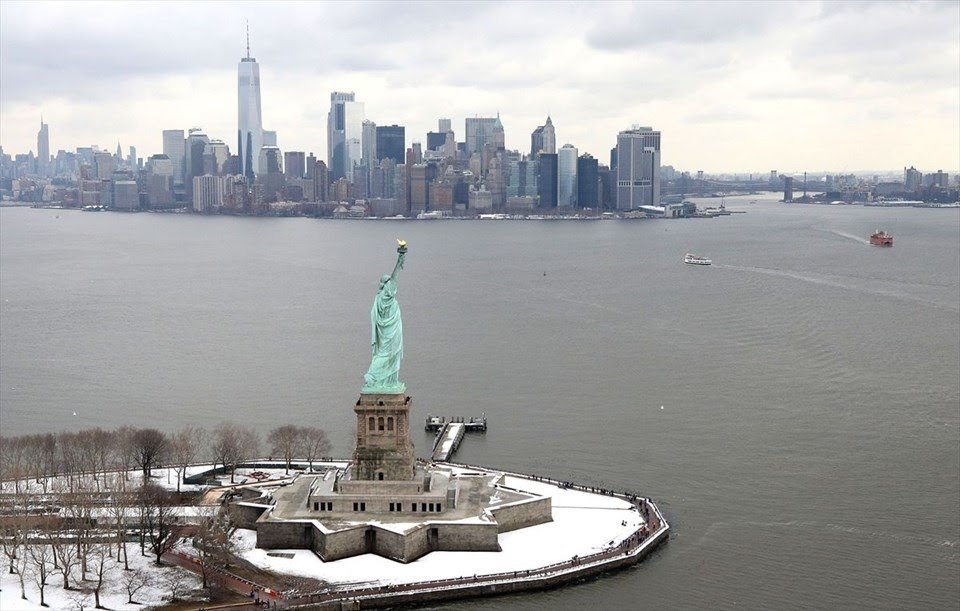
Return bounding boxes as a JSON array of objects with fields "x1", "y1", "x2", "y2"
[{"x1": 352, "y1": 392, "x2": 416, "y2": 481}]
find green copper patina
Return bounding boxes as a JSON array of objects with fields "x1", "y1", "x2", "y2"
[{"x1": 362, "y1": 241, "x2": 408, "y2": 394}]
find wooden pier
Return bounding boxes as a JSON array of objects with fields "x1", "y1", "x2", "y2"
[{"x1": 427, "y1": 414, "x2": 487, "y2": 461}]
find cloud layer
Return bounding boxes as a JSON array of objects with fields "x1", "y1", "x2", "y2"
[{"x1": 1, "y1": 0, "x2": 957, "y2": 172}]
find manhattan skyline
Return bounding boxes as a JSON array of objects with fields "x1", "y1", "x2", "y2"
[{"x1": 0, "y1": 0, "x2": 957, "y2": 173}]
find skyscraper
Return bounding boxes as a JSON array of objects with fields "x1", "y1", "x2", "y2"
[
  {"x1": 542, "y1": 117, "x2": 556, "y2": 155},
  {"x1": 558, "y1": 144, "x2": 578, "y2": 207},
  {"x1": 238, "y1": 26, "x2": 264, "y2": 184},
  {"x1": 616, "y1": 126, "x2": 661, "y2": 210},
  {"x1": 284, "y1": 151, "x2": 306, "y2": 180},
  {"x1": 162, "y1": 129, "x2": 186, "y2": 186},
  {"x1": 530, "y1": 116, "x2": 556, "y2": 156},
  {"x1": 538, "y1": 153, "x2": 558, "y2": 208},
  {"x1": 327, "y1": 91, "x2": 364, "y2": 181},
  {"x1": 576, "y1": 154, "x2": 599, "y2": 208},
  {"x1": 362, "y1": 120, "x2": 377, "y2": 168},
  {"x1": 465, "y1": 117, "x2": 499, "y2": 154},
  {"x1": 376, "y1": 125, "x2": 405, "y2": 165},
  {"x1": 37, "y1": 117, "x2": 49, "y2": 176}
]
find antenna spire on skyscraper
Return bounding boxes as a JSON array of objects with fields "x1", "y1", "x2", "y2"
[{"x1": 246, "y1": 20, "x2": 250, "y2": 59}]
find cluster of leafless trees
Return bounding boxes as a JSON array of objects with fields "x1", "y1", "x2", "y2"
[
  {"x1": 0, "y1": 423, "x2": 332, "y2": 493},
  {"x1": 0, "y1": 420, "x2": 332, "y2": 608},
  {"x1": 0, "y1": 473, "x2": 196, "y2": 608}
]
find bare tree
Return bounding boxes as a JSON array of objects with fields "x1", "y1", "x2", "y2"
[
  {"x1": 115, "y1": 426, "x2": 138, "y2": 490},
  {"x1": 268, "y1": 425, "x2": 302, "y2": 474},
  {"x1": 139, "y1": 483, "x2": 178, "y2": 565},
  {"x1": 105, "y1": 476, "x2": 131, "y2": 569},
  {"x1": 170, "y1": 426, "x2": 203, "y2": 492},
  {"x1": 0, "y1": 435, "x2": 28, "y2": 493},
  {"x1": 58, "y1": 431, "x2": 83, "y2": 493},
  {"x1": 121, "y1": 567, "x2": 148, "y2": 604},
  {"x1": 211, "y1": 422, "x2": 239, "y2": 477},
  {"x1": 28, "y1": 541, "x2": 57, "y2": 607},
  {"x1": 131, "y1": 428, "x2": 167, "y2": 480},
  {"x1": 50, "y1": 523, "x2": 81, "y2": 590},
  {"x1": 194, "y1": 506, "x2": 236, "y2": 591},
  {"x1": 163, "y1": 566, "x2": 192, "y2": 603},
  {"x1": 301, "y1": 426, "x2": 331, "y2": 471},
  {"x1": 87, "y1": 540, "x2": 113, "y2": 609},
  {"x1": 213, "y1": 423, "x2": 259, "y2": 483}
]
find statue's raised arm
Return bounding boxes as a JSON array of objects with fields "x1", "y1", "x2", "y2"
[
  {"x1": 390, "y1": 239, "x2": 407, "y2": 283},
  {"x1": 362, "y1": 240, "x2": 408, "y2": 395}
]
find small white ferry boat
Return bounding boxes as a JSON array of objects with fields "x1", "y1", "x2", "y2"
[{"x1": 684, "y1": 253, "x2": 712, "y2": 265}]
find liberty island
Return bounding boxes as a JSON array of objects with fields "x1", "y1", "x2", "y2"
[{"x1": 229, "y1": 241, "x2": 670, "y2": 605}]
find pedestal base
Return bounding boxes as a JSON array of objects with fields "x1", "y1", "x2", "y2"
[{"x1": 352, "y1": 392, "x2": 416, "y2": 481}]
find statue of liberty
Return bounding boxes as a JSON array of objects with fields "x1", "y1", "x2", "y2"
[{"x1": 362, "y1": 240, "x2": 408, "y2": 394}]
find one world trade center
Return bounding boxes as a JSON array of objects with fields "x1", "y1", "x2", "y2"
[{"x1": 238, "y1": 26, "x2": 263, "y2": 184}]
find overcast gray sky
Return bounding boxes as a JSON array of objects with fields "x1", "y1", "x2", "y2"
[{"x1": 1, "y1": 0, "x2": 957, "y2": 173}]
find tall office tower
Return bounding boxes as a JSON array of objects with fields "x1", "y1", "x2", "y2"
[
  {"x1": 576, "y1": 153, "x2": 599, "y2": 208},
  {"x1": 615, "y1": 126, "x2": 661, "y2": 210},
  {"x1": 557, "y1": 144, "x2": 578, "y2": 207},
  {"x1": 238, "y1": 26, "x2": 264, "y2": 183},
  {"x1": 162, "y1": 129, "x2": 186, "y2": 186},
  {"x1": 438, "y1": 118, "x2": 452, "y2": 133},
  {"x1": 426, "y1": 131, "x2": 446, "y2": 151},
  {"x1": 465, "y1": 117, "x2": 499, "y2": 154},
  {"x1": 145, "y1": 154, "x2": 174, "y2": 207},
  {"x1": 127, "y1": 146, "x2": 138, "y2": 172},
  {"x1": 537, "y1": 153, "x2": 558, "y2": 208},
  {"x1": 362, "y1": 120, "x2": 377, "y2": 167},
  {"x1": 112, "y1": 181, "x2": 139, "y2": 210},
  {"x1": 262, "y1": 131, "x2": 277, "y2": 147},
  {"x1": 903, "y1": 166, "x2": 922, "y2": 191},
  {"x1": 530, "y1": 116, "x2": 556, "y2": 156},
  {"x1": 487, "y1": 154, "x2": 506, "y2": 210},
  {"x1": 412, "y1": 142, "x2": 423, "y2": 165},
  {"x1": 193, "y1": 175, "x2": 223, "y2": 212},
  {"x1": 492, "y1": 115, "x2": 505, "y2": 151},
  {"x1": 258, "y1": 146, "x2": 284, "y2": 201},
  {"x1": 204, "y1": 140, "x2": 229, "y2": 175},
  {"x1": 610, "y1": 147, "x2": 617, "y2": 171},
  {"x1": 94, "y1": 151, "x2": 115, "y2": 180},
  {"x1": 327, "y1": 91, "x2": 364, "y2": 181},
  {"x1": 314, "y1": 160, "x2": 329, "y2": 202},
  {"x1": 375, "y1": 125, "x2": 405, "y2": 165},
  {"x1": 37, "y1": 117, "x2": 50, "y2": 176},
  {"x1": 284, "y1": 151, "x2": 306, "y2": 180},
  {"x1": 530, "y1": 125, "x2": 544, "y2": 157},
  {"x1": 542, "y1": 116, "x2": 556, "y2": 154},
  {"x1": 186, "y1": 129, "x2": 210, "y2": 194},
  {"x1": 508, "y1": 157, "x2": 538, "y2": 197},
  {"x1": 305, "y1": 153, "x2": 317, "y2": 179}
]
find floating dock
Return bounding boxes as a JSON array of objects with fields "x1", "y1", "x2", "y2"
[
  {"x1": 425, "y1": 414, "x2": 488, "y2": 432},
  {"x1": 427, "y1": 414, "x2": 487, "y2": 461}
]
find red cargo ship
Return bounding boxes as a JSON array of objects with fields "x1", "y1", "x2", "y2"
[{"x1": 870, "y1": 230, "x2": 893, "y2": 246}]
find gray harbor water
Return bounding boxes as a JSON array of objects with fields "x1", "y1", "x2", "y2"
[{"x1": 1, "y1": 198, "x2": 958, "y2": 609}]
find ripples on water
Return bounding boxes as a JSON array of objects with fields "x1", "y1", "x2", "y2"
[{"x1": 1, "y1": 198, "x2": 957, "y2": 609}]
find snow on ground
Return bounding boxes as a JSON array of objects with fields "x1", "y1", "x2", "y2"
[
  {"x1": 2, "y1": 465, "x2": 217, "y2": 495},
  {"x1": 0, "y1": 545, "x2": 202, "y2": 610},
  {"x1": 237, "y1": 477, "x2": 643, "y2": 588}
]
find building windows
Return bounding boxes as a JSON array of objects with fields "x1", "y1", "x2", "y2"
[
  {"x1": 314, "y1": 501, "x2": 332, "y2": 511},
  {"x1": 351, "y1": 502, "x2": 367, "y2": 512},
  {"x1": 368, "y1": 416, "x2": 375, "y2": 431},
  {"x1": 428, "y1": 503, "x2": 434, "y2": 512},
  {"x1": 314, "y1": 502, "x2": 319, "y2": 510},
  {"x1": 436, "y1": 504, "x2": 442, "y2": 512},
  {"x1": 387, "y1": 417, "x2": 394, "y2": 431},
  {"x1": 378, "y1": 417, "x2": 385, "y2": 431},
  {"x1": 411, "y1": 502, "x2": 417, "y2": 511},
  {"x1": 421, "y1": 503, "x2": 427, "y2": 512}
]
